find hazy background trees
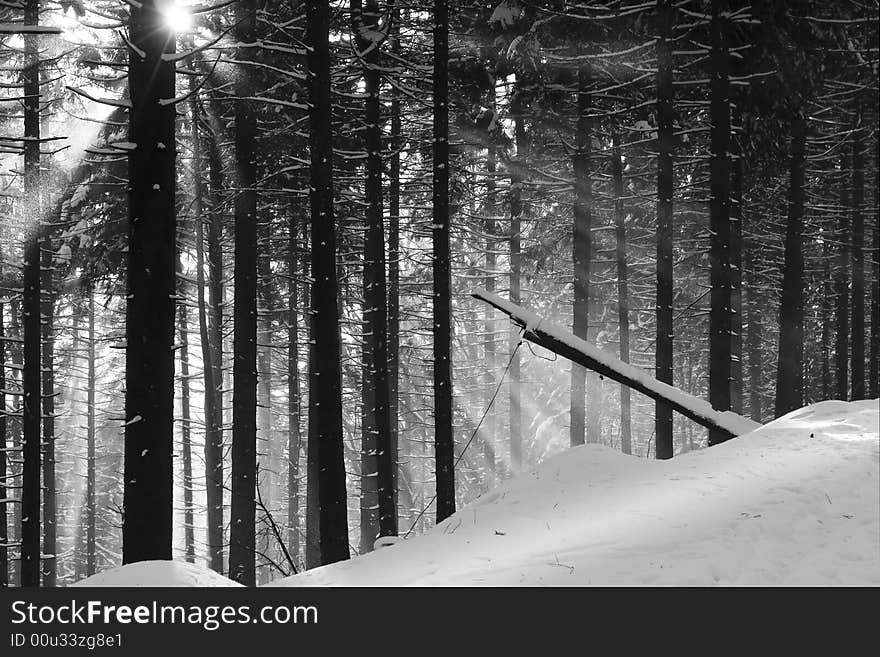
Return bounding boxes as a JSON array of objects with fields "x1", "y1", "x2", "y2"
[{"x1": 0, "y1": 0, "x2": 876, "y2": 586}]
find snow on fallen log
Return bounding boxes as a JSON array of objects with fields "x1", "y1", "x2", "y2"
[{"x1": 472, "y1": 288, "x2": 761, "y2": 441}]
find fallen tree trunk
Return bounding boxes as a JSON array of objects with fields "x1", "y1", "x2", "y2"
[{"x1": 472, "y1": 289, "x2": 760, "y2": 442}]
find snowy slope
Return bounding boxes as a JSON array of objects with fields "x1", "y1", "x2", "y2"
[
  {"x1": 272, "y1": 400, "x2": 880, "y2": 586},
  {"x1": 72, "y1": 560, "x2": 241, "y2": 587}
]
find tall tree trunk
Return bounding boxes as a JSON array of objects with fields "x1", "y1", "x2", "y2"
[
  {"x1": 870, "y1": 136, "x2": 879, "y2": 399},
  {"x1": 229, "y1": 0, "x2": 258, "y2": 586},
  {"x1": 86, "y1": 290, "x2": 96, "y2": 576},
  {"x1": 306, "y1": 0, "x2": 349, "y2": 566},
  {"x1": 256, "y1": 227, "x2": 274, "y2": 585},
  {"x1": 0, "y1": 302, "x2": 6, "y2": 587},
  {"x1": 432, "y1": 0, "x2": 455, "y2": 523},
  {"x1": 9, "y1": 300, "x2": 21, "y2": 586},
  {"x1": 352, "y1": 0, "x2": 396, "y2": 544},
  {"x1": 850, "y1": 110, "x2": 865, "y2": 400},
  {"x1": 708, "y1": 0, "x2": 733, "y2": 445},
  {"x1": 41, "y1": 233, "x2": 55, "y2": 587},
  {"x1": 821, "y1": 239, "x2": 832, "y2": 399},
  {"x1": 67, "y1": 284, "x2": 87, "y2": 582},
  {"x1": 654, "y1": 0, "x2": 675, "y2": 460},
  {"x1": 179, "y1": 290, "x2": 195, "y2": 563},
  {"x1": 774, "y1": 113, "x2": 806, "y2": 417},
  {"x1": 835, "y1": 152, "x2": 849, "y2": 400},
  {"x1": 730, "y1": 103, "x2": 744, "y2": 414},
  {"x1": 20, "y1": 0, "x2": 43, "y2": 588},
  {"x1": 388, "y1": 3, "x2": 401, "y2": 517},
  {"x1": 287, "y1": 213, "x2": 302, "y2": 562},
  {"x1": 484, "y1": 136, "x2": 497, "y2": 487},
  {"x1": 509, "y1": 103, "x2": 525, "y2": 471},
  {"x1": 204, "y1": 99, "x2": 225, "y2": 574},
  {"x1": 611, "y1": 133, "x2": 632, "y2": 455},
  {"x1": 123, "y1": 0, "x2": 176, "y2": 565},
  {"x1": 570, "y1": 65, "x2": 592, "y2": 448},
  {"x1": 192, "y1": 94, "x2": 224, "y2": 573},
  {"x1": 360, "y1": 333, "x2": 378, "y2": 553},
  {"x1": 745, "y1": 242, "x2": 763, "y2": 422}
]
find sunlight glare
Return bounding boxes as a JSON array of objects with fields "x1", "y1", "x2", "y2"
[{"x1": 161, "y1": 1, "x2": 193, "y2": 33}]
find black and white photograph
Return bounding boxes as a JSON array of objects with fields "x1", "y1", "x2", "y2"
[{"x1": 0, "y1": 0, "x2": 877, "y2": 637}]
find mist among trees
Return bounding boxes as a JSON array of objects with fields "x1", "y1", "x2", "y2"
[{"x1": 0, "y1": 0, "x2": 876, "y2": 587}]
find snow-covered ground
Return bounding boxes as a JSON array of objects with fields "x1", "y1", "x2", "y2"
[
  {"x1": 270, "y1": 400, "x2": 879, "y2": 586},
  {"x1": 72, "y1": 400, "x2": 878, "y2": 587},
  {"x1": 72, "y1": 560, "x2": 240, "y2": 587}
]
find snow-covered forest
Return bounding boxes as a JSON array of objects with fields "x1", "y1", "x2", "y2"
[{"x1": 0, "y1": 0, "x2": 877, "y2": 588}]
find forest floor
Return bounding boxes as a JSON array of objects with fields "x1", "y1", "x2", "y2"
[
  {"x1": 74, "y1": 399, "x2": 879, "y2": 586},
  {"x1": 273, "y1": 399, "x2": 879, "y2": 586}
]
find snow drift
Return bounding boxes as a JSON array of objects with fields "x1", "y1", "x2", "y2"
[
  {"x1": 72, "y1": 560, "x2": 240, "y2": 587},
  {"x1": 271, "y1": 400, "x2": 879, "y2": 586}
]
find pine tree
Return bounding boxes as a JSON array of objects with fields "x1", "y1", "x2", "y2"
[
  {"x1": 122, "y1": 0, "x2": 177, "y2": 564},
  {"x1": 351, "y1": 0, "x2": 397, "y2": 547},
  {"x1": 86, "y1": 289, "x2": 96, "y2": 577},
  {"x1": 774, "y1": 112, "x2": 807, "y2": 417},
  {"x1": 191, "y1": 93, "x2": 224, "y2": 573},
  {"x1": 571, "y1": 65, "x2": 592, "y2": 449},
  {"x1": 433, "y1": 0, "x2": 455, "y2": 523},
  {"x1": 20, "y1": 0, "x2": 44, "y2": 588},
  {"x1": 306, "y1": 0, "x2": 349, "y2": 566},
  {"x1": 611, "y1": 132, "x2": 632, "y2": 455},
  {"x1": 708, "y1": 0, "x2": 733, "y2": 445},
  {"x1": 0, "y1": 301, "x2": 6, "y2": 587},
  {"x1": 229, "y1": 0, "x2": 259, "y2": 586},
  {"x1": 654, "y1": 0, "x2": 675, "y2": 460},
  {"x1": 849, "y1": 110, "x2": 866, "y2": 400}
]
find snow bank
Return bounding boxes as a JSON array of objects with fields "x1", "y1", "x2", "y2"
[
  {"x1": 272, "y1": 400, "x2": 879, "y2": 586},
  {"x1": 72, "y1": 560, "x2": 241, "y2": 587}
]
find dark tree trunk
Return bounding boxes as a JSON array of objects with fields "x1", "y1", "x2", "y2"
[
  {"x1": 256, "y1": 215, "x2": 274, "y2": 586},
  {"x1": 192, "y1": 94, "x2": 224, "y2": 573},
  {"x1": 611, "y1": 133, "x2": 632, "y2": 455},
  {"x1": 821, "y1": 239, "x2": 832, "y2": 399},
  {"x1": 509, "y1": 108, "x2": 526, "y2": 471},
  {"x1": 388, "y1": 4, "x2": 401, "y2": 516},
  {"x1": 654, "y1": 0, "x2": 675, "y2": 460},
  {"x1": 730, "y1": 103, "x2": 744, "y2": 415},
  {"x1": 870, "y1": 137, "x2": 879, "y2": 399},
  {"x1": 835, "y1": 152, "x2": 849, "y2": 400},
  {"x1": 41, "y1": 233, "x2": 55, "y2": 587},
  {"x1": 360, "y1": 337, "x2": 379, "y2": 553},
  {"x1": 432, "y1": 0, "x2": 455, "y2": 523},
  {"x1": 287, "y1": 213, "x2": 302, "y2": 562},
  {"x1": 484, "y1": 149, "x2": 497, "y2": 484},
  {"x1": 178, "y1": 289, "x2": 195, "y2": 563},
  {"x1": 204, "y1": 100, "x2": 225, "y2": 574},
  {"x1": 86, "y1": 290, "x2": 96, "y2": 576},
  {"x1": 306, "y1": 0, "x2": 349, "y2": 566},
  {"x1": 774, "y1": 113, "x2": 806, "y2": 417},
  {"x1": 8, "y1": 301, "x2": 21, "y2": 586},
  {"x1": 123, "y1": 0, "x2": 176, "y2": 565},
  {"x1": 571, "y1": 65, "x2": 592, "y2": 449},
  {"x1": 351, "y1": 0, "x2": 396, "y2": 543},
  {"x1": 745, "y1": 243, "x2": 763, "y2": 422},
  {"x1": 229, "y1": 0, "x2": 258, "y2": 586},
  {"x1": 0, "y1": 302, "x2": 6, "y2": 587},
  {"x1": 850, "y1": 112, "x2": 866, "y2": 400},
  {"x1": 484, "y1": 138, "x2": 497, "y2": 487},
  {"x1": 7, "y1": 302, "x2": 21, "y2": 586},
  {"x1": 708, "y1": 0, "x2": 733, "y2": 445},
  {"x1": 20, "y1": 0, "x2": 42, "y2": 588}
]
